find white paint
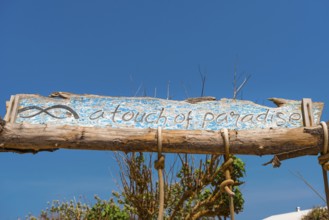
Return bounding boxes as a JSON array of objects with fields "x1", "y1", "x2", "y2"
[{"x1": 263, "y1": 208, "x2": 311, "y2": 220}]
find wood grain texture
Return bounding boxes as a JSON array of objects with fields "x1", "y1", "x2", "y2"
[
  {"x1": 1, "y1": 93, "x2": 325, "y2": 159},
  {"x1": 0, "y1": 122, "x2": 323, "y2": 157}
]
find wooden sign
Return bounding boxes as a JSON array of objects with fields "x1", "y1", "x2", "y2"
[
  {"x1": 4, "y1": 93, "x2": 324, "y2": 130},
  {"x1": 0, "y1": 92, "x2": 326, "y2": 157}
]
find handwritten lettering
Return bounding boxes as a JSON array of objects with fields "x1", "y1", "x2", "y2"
[
  {"x1": 145, "y1": 113, "x2": 157, "y2": 123},
  {"x1": 135, "y1": 112, "x2": 146, "y2": 122},
  {"x1": 89, "y1": 110, "x2": 105, "y2": 120},
  {"x1": 276, "y1": 112, "x2": 287, "y2": 126},
  {"x1": 185, "y1": 111, "x2": 192, "y2": 129},
  {"x1": 110, "y1": 105, "x2": 121, "y2": 122},
  {"x1": 18, "y1": 101, "x2": 306, "y2": 130},
  {"x1": 62, "y1": 104, "x2": 306, "y2": 129},
  {"x1": 156, "y1": 108, "x2": 167, "y2": 127},
  {"x1": 174, "y1": 113, "x2": 185, "y2": 124},
  {"x1": 122, "y1": 111, "x2": 134, "y2": 121},
  {"x1": 198, "y1": 110, "x2": 302, "y2": 129},
  {"x1": 202, "y1": 112, "x2": 214, "y2": 128},
  {"x1": 256, "y1": 110, "x2": 269, "y2": 123},
  {"x1": 289, "y1": 113, "x2": 301, "y2": 124}
]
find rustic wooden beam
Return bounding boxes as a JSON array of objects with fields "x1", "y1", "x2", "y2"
[
  {"x1": 1, "y1": 93, "x2": 326, "y2": 163},
  {"x1": 0, "y1": 121, "x2": 324, "y2": 158}
]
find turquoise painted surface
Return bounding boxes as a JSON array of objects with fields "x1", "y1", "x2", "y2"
[{"x1": 14, "y1": 95, "x2": 323, "y2": 131}]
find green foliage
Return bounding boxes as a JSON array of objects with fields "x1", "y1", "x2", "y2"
[
  {"x1": 27, "y1": 196, "x2": 129, "y2": 220},
  {"x1": 115, "y1": 152, "x2": 246, "y2": 219},
  {"x1": 28, "y1": 154, "x2": 246, "y2": 219},
  {"x1": 302, "y1": 207, "x2": 328, "y2": 220},
  {"x1": 87, "y1": 196, "x2": 129, "y2": 220},
  {"x1": 232, "y1": 156, "x2": 246, "y2": 179},
  {"x1": 166, "y1": 155, "x2": 245, "y2": 219}
]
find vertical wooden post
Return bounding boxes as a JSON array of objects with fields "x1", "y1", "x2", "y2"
[
  {"x1": 319, "y1": 122, "x2": 329, "y2": 216},
  {"x1": 221, "y1": 129, "x2": 235, "y2": 220},
  {"x1": 321, "y1": 169, "x2": 329, "y2": 215},
  {"x1": 155, "y1": 127, "x2": 165, "y2": 220}
]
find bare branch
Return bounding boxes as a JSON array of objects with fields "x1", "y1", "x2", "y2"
[
  {"x1": 198, "y1": 65, "x2": 207, "y2": 97},
  {"x1": 181, "y1": 82, "x2": 190, "y2": 99},
  {"x1": 134, "y1": 82, "x2": 143, "y2": 97},
  {"x1": 291, "y1": 170, "x2": 326, "y2": 203},
  {"x1": 167, "y1": 80, "x2": 170, "y2": 100},
  {"x1": 232, "y1": 63, "x2": 251, "y2": 99},
  {"x1": 234, "y1": 75, "x2": 251, "y2": 99}
]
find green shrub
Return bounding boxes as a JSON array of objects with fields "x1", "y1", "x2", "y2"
[{"x1": 27, "y1": 195, "x2": 129, "y2": 220}]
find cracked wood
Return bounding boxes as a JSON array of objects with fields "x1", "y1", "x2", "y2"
[{"x1": 0, "y1": 122, "x2": 324, "y2": 157}]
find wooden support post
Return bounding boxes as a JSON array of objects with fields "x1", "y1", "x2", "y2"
[{"x1": 319, "y1": 122, "x2": 329, "y2": 216}]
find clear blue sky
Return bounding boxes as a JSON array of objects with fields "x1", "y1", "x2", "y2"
[{"x1": 1, "y1": 1, "x2": 329, "y2": 219}]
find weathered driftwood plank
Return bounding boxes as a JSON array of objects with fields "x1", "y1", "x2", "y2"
[
  {"x1": 0, "y1": 121, "x2": 324, "y2": 156},
  {"x1": 3, "y1": 92, "x2": 324, "y2": 131},
  {"x1": 0, "y1": 93, "x2": 325, "y2": 159}
]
